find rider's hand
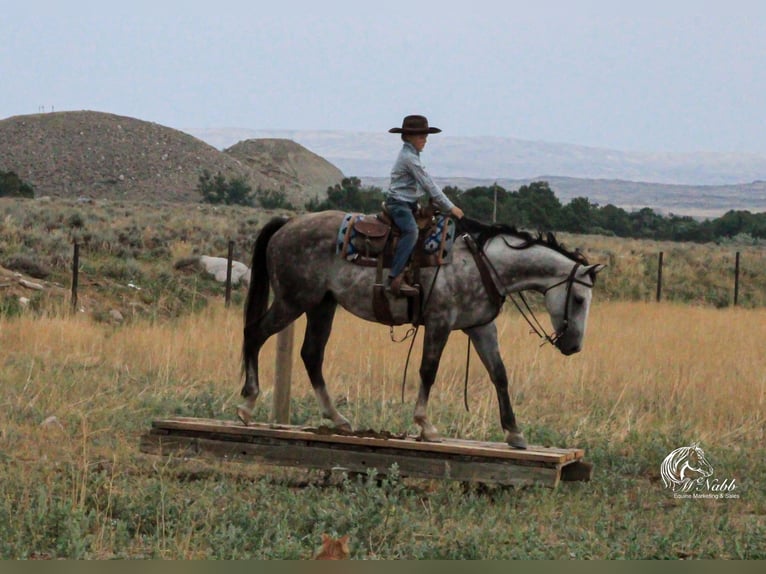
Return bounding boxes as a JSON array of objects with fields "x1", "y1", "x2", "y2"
[{"x1": 451, "y1": 206, "x2": 464, "y2": 219}]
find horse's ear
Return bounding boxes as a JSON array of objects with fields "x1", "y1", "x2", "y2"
[{"x1": 584, "y1": 263, "x2": 606, "y2": 283}]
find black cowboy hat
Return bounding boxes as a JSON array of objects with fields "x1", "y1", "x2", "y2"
[{"x1": 388, "y1": 115, "x2": 442, "y2": 134}]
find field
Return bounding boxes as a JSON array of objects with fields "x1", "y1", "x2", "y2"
[
  {"x1": 1, "y1": 300, "x2": 764, "y2": 559},
  {"x1": 0, "y1": 198, "x2": 765, "y2": 558}
]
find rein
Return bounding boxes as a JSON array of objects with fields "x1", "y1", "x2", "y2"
[
  {"x1": 397, "y1": 234, "x2": 593, "y2": 412},
  {"x1": 465, "y1": 233, "x2": 593, "y2": 347}
]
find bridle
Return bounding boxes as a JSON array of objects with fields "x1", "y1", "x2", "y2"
[
  {"x1": 514, "y1": 261, "x2": 594, "y2": 347},
  {"x1": 464, "y1": 233, "x2": 595, "y2": 348}
]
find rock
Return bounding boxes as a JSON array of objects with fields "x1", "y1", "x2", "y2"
[
  {"x1": 18, "y1": 278, "x2": 44, "y2": 290},
  {"x1": 198, "y1": 256, "x2": 251, "y2": 286},
  {"x1": 109, "y1": 309, "x2": 124, "y2": 323}
]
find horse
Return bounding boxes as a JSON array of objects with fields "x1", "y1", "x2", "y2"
[
  {"x1": 238, "y1": 210, "x2": 605, "y2": 449},
  {"x1": 660, "y1": 443, "x2": 714, "y2": 492}
]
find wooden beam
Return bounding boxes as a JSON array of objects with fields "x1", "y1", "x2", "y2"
[{"x1": 140, "y1": 417, "x2": 591, "y2": 488}]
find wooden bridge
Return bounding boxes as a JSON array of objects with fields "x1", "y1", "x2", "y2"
[{"x1": 140, "y1": 417, "x2": 592, "y2": 488}]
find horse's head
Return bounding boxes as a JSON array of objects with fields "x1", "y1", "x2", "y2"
[{"x1": 543, "y1": 263, "x2": 606, "y2": 355}]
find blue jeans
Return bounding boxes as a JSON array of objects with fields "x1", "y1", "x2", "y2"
[{"x1": 386, "y1": 199, "x2": 418, "y2": 278}]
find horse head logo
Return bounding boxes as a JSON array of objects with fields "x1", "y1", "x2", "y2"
[{"x1": 660, "y1": 442, "x2": 714, "y2": 492}]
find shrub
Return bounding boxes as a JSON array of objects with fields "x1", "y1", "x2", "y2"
[
  {"x1": 3, "y1": 255, "x2": 51, "y2": 279},
  {"x1": 0, "y1": 170, "x2": 34, "y2": 198},
  {"x1": 197, "y1": 170, "x2": 254, "y2": 206}
]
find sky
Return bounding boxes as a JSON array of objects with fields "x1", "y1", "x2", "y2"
[{"x1": 3, "y1": 1, "x2": 766, "y2": 154}]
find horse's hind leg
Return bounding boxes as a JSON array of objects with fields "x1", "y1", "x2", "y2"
[
  {"x1": 238, "y1": 300, "x2": 302, "y2": 424},
  {"x1": 301, "y1": 293, "x2": 351, "y2": 431}
]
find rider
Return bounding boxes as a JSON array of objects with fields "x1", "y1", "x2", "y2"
[{"x1": 385, "y1": 115, "x2": 464, "y2": 296}]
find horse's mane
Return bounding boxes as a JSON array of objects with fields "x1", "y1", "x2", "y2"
[{"x1": 457, "y1": 216, "x2": 589, "y2": 265}]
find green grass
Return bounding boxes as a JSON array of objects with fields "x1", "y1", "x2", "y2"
[{"x1": 0, "y1": 433, "x2": 762, "y2": 559}]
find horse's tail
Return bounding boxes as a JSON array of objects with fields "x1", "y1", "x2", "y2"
[{"x1": 242, "y1": 216, "x2": 289, "y2": 371}]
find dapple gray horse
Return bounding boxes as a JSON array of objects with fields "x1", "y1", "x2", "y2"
[{"x1": 239, "y1": 211, "x2": 605, "y2": 449}]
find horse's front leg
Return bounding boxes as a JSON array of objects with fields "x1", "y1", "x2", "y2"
[
  {"x1": 464, "y1": 322, "x2": 527, "y2": 449},
  {"x1": 414, "y1": 324, "x2": 451, "y2": 442}
]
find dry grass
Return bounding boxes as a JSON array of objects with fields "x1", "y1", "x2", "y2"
[{"x1": 2, "y1": 300, "x2": 764, "y2": 452}]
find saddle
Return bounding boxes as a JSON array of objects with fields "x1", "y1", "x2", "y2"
[
  {"x1": 336, "y1": 203, "x2": 456, "y2": 326},
  {"x1": 338, "y1": 202, "x2": 453, "y2": 269}
]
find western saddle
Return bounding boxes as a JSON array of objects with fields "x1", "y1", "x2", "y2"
[{"x1": 339, "y1": 202, "x2": 453, "y2": 326}]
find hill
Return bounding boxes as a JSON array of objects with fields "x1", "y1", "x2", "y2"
[
  {"x1": 223, "y1": 138, "x2": 343, "y2": 207},
  {"x1": 0, "y1": 111, "x2": 341, "y2": 204},
  {"x1": 189, "y1": 128, "x2": 766, "y2": 216}
]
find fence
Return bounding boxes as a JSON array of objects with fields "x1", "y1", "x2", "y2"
[{"x1": 653, "y1": 250, "x2": 746, "y2": 305}]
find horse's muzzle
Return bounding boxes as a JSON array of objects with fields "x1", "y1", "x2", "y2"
[{"x1": 555, "y1": 338, "x2": 581, "y2": 356}]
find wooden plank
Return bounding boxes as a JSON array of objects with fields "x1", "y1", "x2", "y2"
[
  {"x1": 140, "y1": 432, "x2": 561, "y2": 488},
  {"x1": 140, "y1": 417, "x2": 591, "y2": 488},
  {"x1": 560, "y1": 460, "x2": 594, "y2": 482},
  {"x1": 150, "y1": 417, "x2": 578, "y2": 465}
]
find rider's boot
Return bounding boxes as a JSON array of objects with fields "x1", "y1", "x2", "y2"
[{"x1": 388, "y1": 274, "x2": 419, "y2": 297}]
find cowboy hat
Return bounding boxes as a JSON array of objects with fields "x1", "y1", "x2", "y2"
[{"x1": 388, "y1": 115, "x2": 442, "y2": 134}]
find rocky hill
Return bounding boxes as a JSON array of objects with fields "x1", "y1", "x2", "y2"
[
  {"x1": 0, "y1": 111, "x2": 341, "y2": 204},
  {"x1": 224, "y1": 138, "x2": 343, "y2": 207}
]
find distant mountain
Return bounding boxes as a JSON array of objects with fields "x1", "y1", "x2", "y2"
[
  {"x1": 188, "y1": 128, "x2": 766, "y2": 216},
  {"x1": 360, "y1": 176, "x2": 766, "y2": 218}
]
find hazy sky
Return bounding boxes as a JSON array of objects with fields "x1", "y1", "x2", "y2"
[{"x1": 4, "y1": 1, "x2": 766, "y2": 154}]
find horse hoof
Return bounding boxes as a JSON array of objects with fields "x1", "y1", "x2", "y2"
[
  {"x1": 335, "y1": 421, "x2": 353, "y2": 432},
  {"x1": 236, "y1": 404, "x2": 254, "y2": 426},
  {"x1": 419, "y1": 428, "x2": 443, "y2": 443},
  {"x1": 505, "y1": 430, "x2": 527, "y2": 450}
]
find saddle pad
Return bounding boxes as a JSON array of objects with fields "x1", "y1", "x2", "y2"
[{"x1": 336, "y1": 213, "x2": 456, "y2": 260}]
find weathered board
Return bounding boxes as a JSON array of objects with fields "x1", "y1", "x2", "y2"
[{"x1": 140, "y1": 417, "x2": 592, "y2": 488}]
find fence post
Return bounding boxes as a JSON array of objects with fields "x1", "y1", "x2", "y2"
[
  {"x1": 225, "y1": 240, "x2": 234, "y2": 307},
  {"x1": 656, "y1": 251, "x2": 664, "y2": 302},
  {"x1": 734, "y1": 251, "x2": 740, "y2": 306},
  {"x1": 71, "y1": 242, "x2": 80, "y2": 313},
  {"x1": 272, "y1": 323, "x2": 295, "y2": 424}
]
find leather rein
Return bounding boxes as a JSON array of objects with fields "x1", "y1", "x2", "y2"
[
  {"x1": 463, "y1": 233, "x2": 594, "y2": 347},
  {"x1": 399, "y1": 233, "x2": 595, "y2": 413}
]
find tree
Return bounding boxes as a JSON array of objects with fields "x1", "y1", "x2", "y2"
[
  {"x1": 516, "y1": 181, "x2": 562, "y2": 229},
  {"x1": 255, "y1": 186, "x2": 294, "y2": 210},
  {"x1": 596, "y1": 204, "x2": 632, "y2": 237},
  {"x1": 559, "y1": 196, "x2": 598, "y2": 233},
  {"x1": 306, "y1": 177, "x2": 384, "y2": 212},
  {"x1": 197, "y1": 170, "x2": 254, "y2": 206},
  {"x1": 0, "y1": 170, "x2": 34, "y2": 198}
]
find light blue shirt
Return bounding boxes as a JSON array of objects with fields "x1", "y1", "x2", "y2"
[{"x1": 385, "y1": 142, "x2": 455, "y2": 212}]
